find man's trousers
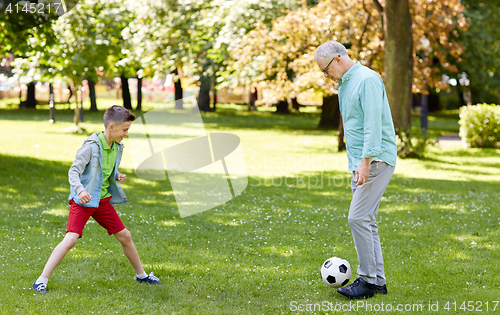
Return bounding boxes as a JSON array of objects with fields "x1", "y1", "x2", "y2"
[{"x1": 348, "y1": 161, "x2": 395, "y2": 286}]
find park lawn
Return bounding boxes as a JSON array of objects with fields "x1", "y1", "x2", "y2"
[{"x1": 0, "y1": 102, "x2": 499, "y2": 314}]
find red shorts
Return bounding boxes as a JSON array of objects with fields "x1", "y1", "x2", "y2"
[{"x1": 67, "y1": 196, "x2": 126, "y2": 238}]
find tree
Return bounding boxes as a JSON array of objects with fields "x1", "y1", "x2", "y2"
[
  {"x1": 125, "y1": 0, "x2": 202, "y2": 110},
  {"x1": 453, "y1": 0, "x2": 500, "y2": 104},
  {"x1": 1, "y1": 3, "x2": 58, "y2": 108},
  {"x1": 190, "y1": 0, "x2": 299, "y2": 111},
  {"x1": 229, "y1": 0, "x2": 466, "y2": 134},
  {"x1": 376, "y1": 0, "x2": 413, "y2": 132},
  {"x1": 42, "y1": 0, "x2": 121, "y2": 102},
  {"x1": 228, "y1": 0, "x2": 382, "y2": 125}
]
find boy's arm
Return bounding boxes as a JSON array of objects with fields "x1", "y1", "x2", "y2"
[{"x1": 68, "y1": 143, "x2": 93, "y2": 196}]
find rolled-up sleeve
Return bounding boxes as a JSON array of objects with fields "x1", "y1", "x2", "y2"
[{"x1": 360, "y1": 77, "x2": 383, "y2": 158}]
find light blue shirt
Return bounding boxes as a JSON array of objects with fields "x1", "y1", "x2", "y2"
[{"x1": 338, "y1": 62, "x2": 397, "y2": 172}]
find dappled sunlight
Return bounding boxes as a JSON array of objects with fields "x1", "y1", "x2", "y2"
[
  {"x1": 67, "y1": 248, "x2": 100, "y2": 259},
  {"x1": 52, "y1": 186, "x2": 68, "y2": 193},
  {"x1": 449, "y1": 251, "x2": 471, "y2": 260},
  {"x1": 257, "y1": 245, "x2": 296, "y2": 258},
  {"x1": 160, "y1": 220, "x2": 184, "y2": 227},
  {"x1": 43, "y1": 208, "x2": 68, "y2": 217},
  {"x1": 0, "y1": 186, "x2": 18, "y2": 193}
]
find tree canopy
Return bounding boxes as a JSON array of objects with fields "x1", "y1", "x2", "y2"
[{"x1": 227, "y1": 0, "x2": 466, "y2": 106}]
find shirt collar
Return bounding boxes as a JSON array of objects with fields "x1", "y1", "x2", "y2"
[
  {"x1": 98, "y1": 132, "x2": 113, "y2": 150},
  {"x1": 341, "y1": 61, "x2": 362, "y2": 84}
]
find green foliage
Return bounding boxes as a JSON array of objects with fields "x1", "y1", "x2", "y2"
[
  {"x1": 459, "y1": 104, "x2": 500, "y2": 148},
  {"x1": 0, "y1": 1, "x2": 58, "y2": 56},
  {"x1": 396, "y1": 129, "x2": 436, "y2": 158},
  {"x1": 456, "y1": 0, "x2": 500, "y2": 104},
  {"x1": 228, "y1": 0, "x2": 466, "y2": 104},
  {"x1": 9, "y1": 0, "x2": 137, "y2": 86}
]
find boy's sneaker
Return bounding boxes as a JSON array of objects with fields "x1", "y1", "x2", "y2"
[
  {"x1": 32, "y1": 282, "x2": 47, "y2": 294},
  {"x1": 136, "y1": 272, "x2": 163, "y2": 285}
]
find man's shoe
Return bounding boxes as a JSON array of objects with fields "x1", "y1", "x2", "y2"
[
  {"x1": 136, "y1": 272, "x2": 163, "y2": 285},
  {"x1": 337, "y1": 278, "x2": 375, "y2": 299},
  {"x1": 375, "y1": 284, "x2": 387, "y2": 294},
  {"x1": 32, "y1": 282, "x2": 47, "y2": 294}
]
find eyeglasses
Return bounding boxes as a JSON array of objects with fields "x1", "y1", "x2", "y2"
[{"x1": 322, "y1": 55, "x2": 340, "y2": 74}]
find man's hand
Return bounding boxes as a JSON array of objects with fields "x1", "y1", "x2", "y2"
[
  {"x1": 78, "y1": 190, "x2": 92, "y2": 204},
  {"x1": 116, "y1": 173, "x2": 127, "y2": 183},
  {"x1": 355, "y1": 158, "x2": 371, "y2": 186}
]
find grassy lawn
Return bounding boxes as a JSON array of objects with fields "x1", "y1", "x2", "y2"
[{"x1": 1, "y1": 99, "x2": 499, "y2": 314}]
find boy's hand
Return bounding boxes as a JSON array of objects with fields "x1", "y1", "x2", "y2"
[
  {"x1": 78, "y1": 190, "x2": 92, "y2": 204},
  {"x1": 116, "y1": 173, "x2": 127, "y2": 183}
]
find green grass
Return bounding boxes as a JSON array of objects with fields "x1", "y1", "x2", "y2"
[{"x1": 1, "y1": 99, "x2": 499, "y2": 314}]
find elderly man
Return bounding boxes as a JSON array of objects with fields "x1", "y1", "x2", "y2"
[{"x1": 315, "y1": 41, "x2": 397, "y2": 299}]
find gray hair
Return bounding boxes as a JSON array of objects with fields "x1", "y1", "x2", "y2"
[{"x1": 314, "y1": 41, "x2": 348, "y2": 63}]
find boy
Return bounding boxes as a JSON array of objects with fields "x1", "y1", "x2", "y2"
[{"x1": 33, "y1": 105, "x2": 162, "y2": 294}]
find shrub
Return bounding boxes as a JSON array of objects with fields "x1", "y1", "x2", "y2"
[
  {"x1": 396, "y1": 129, "x2": 436, "y2": 158},
  {"x1": 459, "y1": 104, "x2": 500, "y2": 148}
]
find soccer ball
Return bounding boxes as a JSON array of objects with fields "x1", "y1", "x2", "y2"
[{"x1": 320, "y1": 257, "x2": 352, "y2": 288}]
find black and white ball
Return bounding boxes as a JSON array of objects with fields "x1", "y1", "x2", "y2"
[{"x1": 320, "y1": 257, "x2": 352, "y2": 288}]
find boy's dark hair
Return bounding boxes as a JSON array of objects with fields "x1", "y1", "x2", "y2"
[{"x1": 103, "y1": 105, "x2": 136, "y2": 128}]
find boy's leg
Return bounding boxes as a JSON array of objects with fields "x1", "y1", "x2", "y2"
[
  {"x1": 93, "y1": 197, "x2": 162, "y2": 284},
  {"x1": 34, "y1": 200, "x2": 92, "y2": 293},
  {"x1": 114, "y1": 229, "x2": 162, "y2": 284},
  {"x1": 33, "y1": 232, "x2": 80, "y2": 293},
  {"x1": 41, "y1": 232, "x2": 80, "y2": 278},
  {"x1": 114, "y1": 228, "x2": 145, "y2": 275},
  {"x1": 91, "y1": 198, "x2": 144, "y2": 274}
]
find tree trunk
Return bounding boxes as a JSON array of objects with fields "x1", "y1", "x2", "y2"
[
  {"x1": 291, "y1": 97, "x2": 300, "y2": 110},
  {"x1": 49, "y1": 83, "x2": 55, "y2": 123},
  {"x1": 198, "y1": 87, "x2": 212, "y2": 112},
  {"x1": 79, "y1": 86, "x2": 84, "y2": 123},
  {"x1": 318, "y1": 94, "x2": 340, "y2": 129},
  {"x1": 25, "y1": 81, "x2": 37, "y2": 108},
  {"x1": 173, "y1": 68, "x2": 184, "y2": 109},
  {"x1": 197, "y1": 76, "x2": 213, "y2": 112},
  {"x1": 121, "y1": 75, "x2": 132, "y2": 110},
  {"x1": 74, "y1": 85, "x2": 80, "y2": 125},
  {"x1": 136, "y1": 76, "x2": 143, "y2": 111},
  {"x1": 67, "y1": 83, "x2": 73, "y2": 104},
  {"x1": 275, "y1": 100, "x2": 290, "y2": 113},
  {"x1": 212, "y1": 77, "x2": 217, "y2": 111},
  {"x1": 338, "y1": 113, "x2": 346, "y2": 152},
  {"x1": 383, "y1": 0, "x2": 413, "y2": 133},
  {"x1": 88, "y1": 78, "x2": 97, "y2": 111}
]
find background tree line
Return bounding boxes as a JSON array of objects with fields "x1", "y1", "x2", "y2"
[{"x1": 1, "y1": 0, "x2": 499, "y2": 145}]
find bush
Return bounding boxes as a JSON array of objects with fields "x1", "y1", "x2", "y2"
[
  {"x1": 459, "y1": 104, "x2": 500, "y2": 148},
  {"x1": 396, "y1": 129, "x2": 436, "y2": 158}
]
